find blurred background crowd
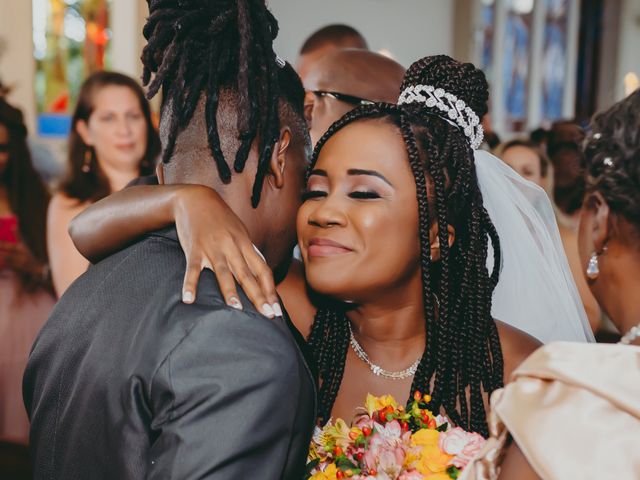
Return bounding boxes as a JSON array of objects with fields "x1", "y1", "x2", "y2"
[{"x1": 0, "y1": 0, "x2": 639, "y2": 474}]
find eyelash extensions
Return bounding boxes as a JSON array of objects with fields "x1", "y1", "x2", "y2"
[{"x1": 301, "y1": 190, "x2": 382, "y2": 202}]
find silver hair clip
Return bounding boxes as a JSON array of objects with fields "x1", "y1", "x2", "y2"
[
  {"x1": 398, "y1": 84, "x2": 484, "y2": 149},
  {"x1": 275, "y1": 55, "x2": 286, "y2": 68}
]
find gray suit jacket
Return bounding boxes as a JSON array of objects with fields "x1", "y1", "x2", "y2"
[{"x1": 23, "y1": 227, "x2": 316, "y2": 479}]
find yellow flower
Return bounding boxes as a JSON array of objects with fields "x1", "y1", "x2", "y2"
[
  {"x1": 411, "y1": 429, "x2": 440, "y2": 447},
  {"x1": 364, "y1": 393, "x2": 399, "y2": 416},
  {"x1": 324, "y1": 419, "x2": 352, "y2": 449},
  {"x1": 308, "y1": 441, "x2": 320, "y2": 461},
  {"x1": 423, "y1": 474, "x2": 452, "y2": 480},
  {"x1": 310, "y1": 464, "x2": 338, "y2": 480},
  {"x1": 417, "y1": 444, "x2": 454, "y2": 475},
  {"x1": 403, "y1": 446, "x2": 421, "y2": 470},
  {"x1": 412, "y1": 429, "x2": 453, "y2": 475}
]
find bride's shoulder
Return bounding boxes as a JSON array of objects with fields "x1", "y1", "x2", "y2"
[{"x1": 495, "y1": 320, "x2": 542, "y2": 382}]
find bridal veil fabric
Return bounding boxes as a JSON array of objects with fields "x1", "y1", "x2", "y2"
[{"x1": 475, "y1": 150, "x2": 594, "y2": 343}]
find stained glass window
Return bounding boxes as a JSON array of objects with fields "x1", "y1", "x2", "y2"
[
  {"x1": 503, "y1": 0, "x2": 533, "y2": 132},
  {"x1": 541, "y1": 0, "x2": 569, "y2": 122},
  {"x1": 33, "y1": 0, "x2": 112, "y2": 136},
  {"x1": 478, "y1": 0, "x2": 496, "y2": 77}
]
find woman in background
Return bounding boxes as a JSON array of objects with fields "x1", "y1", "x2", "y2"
[
  {"x1": 0, "y1": 96, "x2": 54, "y2": 445},
  {"x1": 47, "y1": 71, "x2": 160, "y2": 296},
  {"x1": 498, "y1": 135, "x2": 601, "y2": 334},
  {"x1": 498, "y1": 139, "x2": 549, "y2": 190},
  {"x1": 463, "y1": 90, "x2": 640, "y2": 480}
]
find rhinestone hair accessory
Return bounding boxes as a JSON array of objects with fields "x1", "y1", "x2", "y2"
[{"x1": 398, "y1": 84, "x2": 484, "y2": 149}]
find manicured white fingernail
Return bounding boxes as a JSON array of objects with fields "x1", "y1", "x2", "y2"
[
  {"x1": 228, "y1": 297, "x2": 243, "y2": 310},
  {"x1": 272, "y1": 303, "x2": 283, "y2": 317},
  {"x1": 262, "y1": 303, "x2": 275, "y2": 318},
  {"x1": 182, "y1": 291, "x2": 194, "y2": 303}
]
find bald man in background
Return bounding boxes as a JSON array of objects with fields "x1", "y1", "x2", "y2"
[
  {"x1": 302, "y1": 48, "x2": 406, "y2": 145},
  {"x1": 296, "y1": 24, "x2": 368, "y2": 83}
]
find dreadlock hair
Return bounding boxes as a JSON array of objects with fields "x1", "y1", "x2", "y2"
[
  {"x1": 306, "y1": 55, "x2": 504, "y2": 437},
  {"x1": 141, "y1": 0, "x2": 307, "y2": 207}
]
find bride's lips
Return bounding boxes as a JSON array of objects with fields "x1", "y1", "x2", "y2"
[{"x1": 307, "y1": 237, "x2": 353, "y2": 257}]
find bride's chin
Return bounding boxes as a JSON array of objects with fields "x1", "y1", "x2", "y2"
[{"x1": 306, "y1": 274, "x2": 358, "y2": 302}]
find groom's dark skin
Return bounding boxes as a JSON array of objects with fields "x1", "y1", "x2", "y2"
[
  {"x1": 71, "y1": 92, "x2": 310, "y2": 315},
  {"x1": 159, "y1": 93, "x2": 307, "y2": 273}
]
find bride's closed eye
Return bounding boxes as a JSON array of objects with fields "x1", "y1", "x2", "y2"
[
  {"x1": 349, "y1": 190, "x2": 382, "y2": 200},
  {"x1": 301, "y1": 190, "x2": 327, "y2": 201}
]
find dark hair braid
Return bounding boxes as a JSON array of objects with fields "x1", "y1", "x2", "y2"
[
  {"x1": 142, "y1": 0, "x2": 303, "y2": 206},
  {"x1": 306, "y1": 56, "x2": 503, "y2": 436}
]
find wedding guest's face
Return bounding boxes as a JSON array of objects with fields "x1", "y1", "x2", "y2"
[
  {"x1": 77, "y1": 85, "x2": 148, "y2": 172},
  {"x1": 502, "y1": 145, "x2": 543, "y2": 187},
  {"x1": 297, "y1": 119, "x2": 421, "y2": 302}
]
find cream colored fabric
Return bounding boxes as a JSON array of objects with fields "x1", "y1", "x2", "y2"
[{"x1": 461, "y1": 342, "x2": 640, "y2": 480}]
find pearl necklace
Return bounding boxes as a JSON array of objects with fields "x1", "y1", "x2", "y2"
[
  {"x1": 619, "y1": 322, "x2": 640, "y2": 345},
  {"x1": 348, "y1": 322, "x2": 421, "y2": 380}
]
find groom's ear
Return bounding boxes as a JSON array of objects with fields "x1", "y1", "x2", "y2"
[
  {"x1": 267, "y1": 127, "x2": 292, "y2": 190},
  {"x1": 156, "y1": 163, "x2": 165, "y2": 185}
]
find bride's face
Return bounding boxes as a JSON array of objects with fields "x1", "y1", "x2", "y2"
[{"x1": 297, "y1": 119, "x2": 422, "y2": 302}]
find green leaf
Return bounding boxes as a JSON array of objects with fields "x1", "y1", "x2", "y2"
[
  {"x1": 437, "y1": 422, "x2": 449, "y2": 432},
  {"x1": 447, "y1": 465, "x2": 461, "y2": 479}
]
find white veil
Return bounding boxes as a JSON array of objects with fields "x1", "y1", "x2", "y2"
[{"x1": 475, "y1": 150, "x2": 595, "y2": 343}]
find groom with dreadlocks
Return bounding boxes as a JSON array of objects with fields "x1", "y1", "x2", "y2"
[{"x1": 24, "y1": 1, "x2": 316, "y2": 478}]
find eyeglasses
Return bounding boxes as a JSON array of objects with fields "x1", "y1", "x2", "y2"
[{"x1": 311, "y1": 90, "x2": 374, "y2": 106}]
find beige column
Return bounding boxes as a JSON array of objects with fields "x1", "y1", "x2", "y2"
[
  {"x1": 0, "y1": 0, "x2": 37, "y2": 134},
  {"x1": 111, "y1": 0, "x2": 148, "y2": 80}
]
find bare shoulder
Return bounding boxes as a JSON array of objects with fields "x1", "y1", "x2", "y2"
[
  {"x1": 48, "y1": 192, "x2": 89, "y2": 220},
  {"x1": 495, "y1": 320, "x2": 542, "y2": 382},
  {"x1": 277, "y1": 258, "x2": 317, "y2": 339}
]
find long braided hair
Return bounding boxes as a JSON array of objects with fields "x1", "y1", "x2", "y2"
[
  {"x1": 141, "y1": 0, "x2": 306, "y2": 206},
  {"x1": 307, "y1": 55, "x2": 504, "y2": 437}
]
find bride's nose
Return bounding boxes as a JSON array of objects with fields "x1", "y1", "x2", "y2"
[{"x1": 307, "y1": 195, "x2": 348, "y2": 228}]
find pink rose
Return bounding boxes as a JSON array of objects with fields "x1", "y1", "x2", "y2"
[{"x1": 438, "y1": 427, "x2": 485, "y2": 469}]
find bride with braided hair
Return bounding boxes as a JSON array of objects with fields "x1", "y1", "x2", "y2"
[{"x1": 72, "y1": 55, "x2": 592, "y2": 437}]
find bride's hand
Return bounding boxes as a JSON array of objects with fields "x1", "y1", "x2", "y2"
[{"x1": 173, "y1": 185, "x2": 280, "y2": 318}]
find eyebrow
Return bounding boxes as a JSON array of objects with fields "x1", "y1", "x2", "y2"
[
  {"x1": 347, "y1": 169, "x2": 394, "y2": 187},
  {"x1": 309, "y1": 168, "x2": 394, "y2": 187}
]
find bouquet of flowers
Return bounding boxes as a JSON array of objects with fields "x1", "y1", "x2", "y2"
[{"x1": 306, "y1": 391, "x2": 485, "y2": 480}]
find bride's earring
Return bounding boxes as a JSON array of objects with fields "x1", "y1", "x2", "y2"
[{"x1": 586, "y1": 246, "x2": 608, "y2": 280}]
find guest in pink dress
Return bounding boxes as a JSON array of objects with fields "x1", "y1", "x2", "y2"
[{"x1": 0, "y1": 97, "x2": 54, "y2": 445}]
